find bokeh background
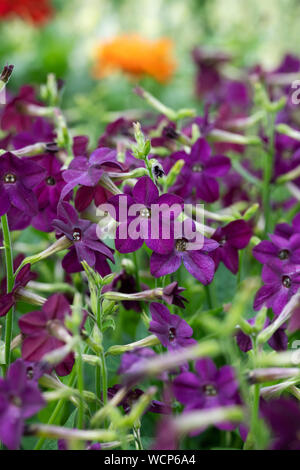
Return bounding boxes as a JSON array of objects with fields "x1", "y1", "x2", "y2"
[{"x1": 1, "y1": 0, "x2": 300, "y2": 144}]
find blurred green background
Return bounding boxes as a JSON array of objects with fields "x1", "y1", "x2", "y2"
[{"x1": 1, "y1": 0, "x2": 300, "y2": 143}]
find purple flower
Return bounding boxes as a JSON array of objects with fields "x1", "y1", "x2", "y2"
[
  {"x1": 0, "y1": 85, "x2": 41, "y2": 132},
  {"x1": 0, "y1": 151, "x2": 46, "y2": 216},
  {"x1": 162, "y1": 282, "x2": 188, "y2": 309},
  {"x1": 0, "y1": 359, "x2": 45, "y2": 449},
  {"x1": 31, "y1": 154, "x2": 70, "y2": 232},
  {"x1": 150, "y1": 229, "x2": 218, "y2": 284},
  {"x1": 98, "y1": 118, "x2": 133, "y2": 148},
  {"x1": 102, "y1": 269, "x2": 148, "y2": 312},
  {"x1": 170, "y1": 138, "x2": 230, "y2": 203},
  {"x1": 262, "y1": 398, "x2": 300, "y2": 450},
  {"x1": 149, "y1": 303, "x2": 196, "y2": 350},
  {"x1": 60, "y1": 147, "x2": 124, "y2": 203},
  {"x1": 254, "y1": 261, "x2": 300, "y2": 315},
  {"x1": 52, "y1": 202, "x2": 114, "y2": 275},
  {"x1": 173, "y1": 358, "x2": 240, "y2": 432},
  {"x1": 19, "y1": 294, "x2": 75, "y2": 376},
  {"x1": 236, "y1": 317, "x2": 288, "y2": 352},
  {"x1": 0, "y1": 264, "x2": 37, "y2": 317},
  {"x1": 109, "y1": 176, "x2": 183, "y2": 254},
  {"x1": 192, "y1": 48, "x2": 231, "y2": 99},
  {"x1": 211, "y1": 220, "x2": 252, "y2": 274},
  {"x1": 253, "y1": 233, "x2": 300, "y2": 266},
  {"x1": 108, "y1": 384, "x2": 170, "y2": 415},
  {"x1": 12, "y1": 117, "x2": 55, "y2": 150},
  {"x1": 118, "y1": 348, "x2": 156, "y2": 375}
]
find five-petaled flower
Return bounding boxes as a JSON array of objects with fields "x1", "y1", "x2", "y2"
[
  {"x1": 149, "y1": 302, "x2": 196, "y2": 350},
  {"x1": 52, "y1": 201, "x2": 114, "y2": 275}
]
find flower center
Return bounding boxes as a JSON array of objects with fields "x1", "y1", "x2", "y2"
[
  {"x1": 192, "y1": 164, "x2": 204, "y2": 172},
  {"x1": 176, "y1": 239, "x2": 187, "y2": 252},
  {"x1": 72, "y1": 228, "x2": 82, "y2": 242},
  {"x1": 26, "y1": 367, "x2": 34, "y2": 380},
  {"x1": 203, "y1": 384, "x2": 217, "y2": 396},
  {"x1": 219, "y1": 236, "x2": 227, "y2": 247},
  {"x1": 46, "y1": 176, "x2": 56, "y2": 186},
  {"x1": 9, "y1": 394, "x2": 22, "y2": 407},
  {"x1": 169, "y1": 327, "x2": 176, "y2": 342},
  {"x1": 282, "y1": 275, "x2": 292, "y2": 288},
  {"x1": 278, "y1": 249, "x2": 290, "y2": 260},
  {"x1": 140, "y1": 208, "x2": 150, "y2": 218},
  {"x1": 4, "y1": 173, "x2": 17, "y2": 184}
]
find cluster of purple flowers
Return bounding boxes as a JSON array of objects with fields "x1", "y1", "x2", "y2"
[{"x1": 0, "y1": 49, "x2": 300, "y2": 451}]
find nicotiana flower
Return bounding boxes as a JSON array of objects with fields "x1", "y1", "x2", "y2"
[
  {"x1": 262, "y1": 398, "x2": 300, "y2": 450},
  {"x1": 173, "y1": 358, "x2": 240, "y2": 432},
  {"x1": 109, "y1": 175, "x2": 183, "y2": 254},
  {"x1": 150, "y1": 226, "x2": 218, "y2": 284},
  {"x1": 149, "y1": 303, "x2": 196, "y2": 350},
  {"x1": 0, "y1": 264, "x2": 37, "y2": 317},
  {"x1": 253, "y1": 261, "x2": 300, "y2": 316},
  {"x1": 169, "y1": 138, "x2": 231, "y2": 203},
  {"x1": 60, "y1": 147, "x2": 124, "y2": 204},
  {"x1": 102, "y1": 269, "x2": 148, "y2": 312},
  {"x1": 192, "y1": 47, "x2": 231, "y2": 98},
  {"x1": 31, "y1": 154, "x2": 70, "y2": 232},
  {"x1": 236, "y1": 317, "x2": 288, "y2": 352},
  {"x1": 0, "y1": 86, "x2": 42, "y2": 132},
  {"x1": 108, "y1": 384, "x2": 170, "y2": 415},
  {"x1": 0, "y1": 151, "x2": 46, "y2": 217},
  {"x1": 19, "y1": 294, "x2": 76, "y2": 376},
  {"x1": 0, "y1": 359, "x2": 45, "y2": 450},
  {"x1": 12, "y1": 116, "x2": 55, "y2": 150},
  {"x1": 253, "y1": 233, "x2": 300, "y2": 266},
  {"x1": 161, "y1": 282, "x2": 188, "y2": 309},
  {"x1": 98, "y1": 118, "x2": 134, "y2": 148},
  {"x1": 52, "y1": 202, "x2": 114, "y2": 275},
  {"x1": 118, "y1": 348, "x2": 156, "y2": 375},
  {"x1": 211, "y1": 220, "x2": 252, "y2": 274}
]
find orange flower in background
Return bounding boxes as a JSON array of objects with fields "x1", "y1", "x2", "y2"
[
  {"x1": 93, "y1": 34, "x2": 176, "y2": 84},
  {"x1": 0, "y1": 0, "x2": 53, "y2": 25}
]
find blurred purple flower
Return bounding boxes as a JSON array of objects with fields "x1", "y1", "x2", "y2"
[
  {"x1": 0, "y1": 359, "x2": 45, "y2": 449},
  {"x1": 262, "y1": 398, "x2": 300, "y2": 450},
  {"x1": 173, "y1": 358, "x2": 240, "y2": 432},
  {"x1": 19, "y1": 294, "x2": 75, "y2": 376},
  {"x1": 0, "y1": 264, "x2": 37, "y2": 318}
]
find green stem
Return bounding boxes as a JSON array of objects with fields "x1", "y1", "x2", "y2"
[
  {"x1": 204, "y1": 285, "x2": 213, "y2": 310},
  {"x1": 34, "y1": 370, "x2": 77, "y2": 450},
  {"x1": 1, "y1": 214, "x2": 14, "y2": 372},
  {"x1": 76, "y1": 342, "x2": 85, "y2": 429},
  {"x1": 95, "y1": 291, "x2": 102, "y2": 399},
  {"x1": 100, "y1": 351, "x2": 108, "y2": 405},
  {"x1": 96, "y1": 292, "x2": 108, "y2": 406}
]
